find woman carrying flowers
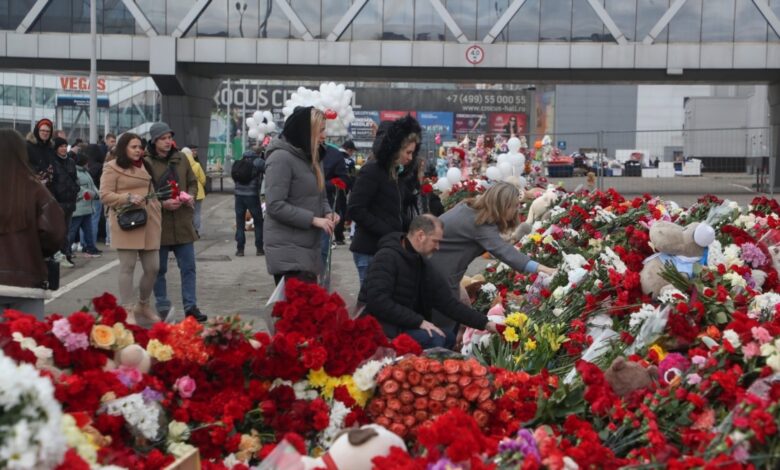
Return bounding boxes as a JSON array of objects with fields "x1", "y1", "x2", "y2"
[
  {"x1": 264, "y1": 106, "x2": 337, "y2": 285},
  {"x1": 100, "y1": 132, "x2": 162, "y2": 325},
  {"x1": 429, "y1": 182, "x2": 556, "y2": 334}
]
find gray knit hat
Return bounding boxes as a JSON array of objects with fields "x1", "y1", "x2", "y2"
[{"x1": 149, "y1": 122, "x2": 174, "y2": 143}]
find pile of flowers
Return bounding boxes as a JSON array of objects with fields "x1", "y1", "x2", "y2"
[{"x1": 2, "y1": 186, "x2": 780, "y2": 469}]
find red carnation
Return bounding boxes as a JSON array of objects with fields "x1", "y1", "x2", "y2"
[
  {"x1": 421, "y1": 183, "x2": 433, "y2": 194},
  {"x1": 391, "y1": 334, "x2": 422, "y2": 356},
  {"x1": 83, "y1": 191, "x2": 92, "y2": 201},
  {"x1": 68, "y1": 312, "x2": 95, "y2": 334},
  {"x1": 331, "y1": 177, "x2": 347, "y2": 190}
]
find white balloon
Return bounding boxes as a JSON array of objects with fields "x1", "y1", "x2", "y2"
[
  {"x1": 262, "y1": 111, "x2": 274, "y2": 123},
  {"x1": 497, "y1": 153, "x2": 509, "y2": 165},
  {"x1": 252, "y1": 110, "x2": 262, "y2": 122},
  {"x1": 486, "y1": 166, "x2": 502, "y2": 181},
  {"x1": 446, "y1": 168, "x2": 462, "y2": 184},
  {"x1": 245, "y1": 117, "x2": 257, "y2": 128},
  {"x1": 266, "y1": 122, "x2": 277, "y2": 133},
  {"x1": 507, "y1": 137, "x2": 522, "y2": 154},
  {"x1": 498, "y1": 162, "x2": 512, "y2": 177},
  {"x1": 247, "y1": 128, "x2": 260, "y2": 139}
]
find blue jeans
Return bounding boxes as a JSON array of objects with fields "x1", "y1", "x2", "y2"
[
  {"x1": 90, "y1": 199, "x2": 103, "y2": 242},
  {"x1": 402, "y1": 327, "x2": 456, "y2": 350},
  {"x1": 352, "y1": 252, "x2": 374, "y2": 287},
  {"x1": 321, "y1": 231, "x2": 331, "y2": 268},
  {"x1": 193, "y1": 200, "x2": 203, "y2": 233},
  {"x1": 154, "y1": 243, "x2": 197, "y2": 313},
  {"x1": 69, "y1": 214, "x2": 97, "y2": 252},
  {"x1": 235, "y1": 195, "x2": 263, "y2": 250}
]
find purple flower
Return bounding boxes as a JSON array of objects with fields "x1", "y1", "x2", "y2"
[
  {"x1": 427, "y1": 458, "x2": 461, "y2": 470},
  {"x1": 141, "y1": 386, "x2": 163, "y2": 402},
  {"x1": 741, "y1": 242, "x2": 767, "y2": 268}
]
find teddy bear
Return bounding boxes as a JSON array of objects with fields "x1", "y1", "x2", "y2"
[
  {"x1": 114, "y1": 344, "x2": 151, "y2": 374},
  {"x1": 300, "y1": 424, "x2": 407, "y2": 470},
  {"x1": 640, "y1": 221, "x2": 715, "y2": 299},
  {"x1": 510, "y1": 186, "x2": 558, "y2": 243},
  {"x1": 604, "y1": 357, "x2": 658, "y2": 397}
]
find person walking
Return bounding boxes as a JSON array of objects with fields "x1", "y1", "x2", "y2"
[
  {"x1": 232, "y1": 148, "x2": 265, "y2": 257},
  {"x1": 50, "y1": 136, "x2": 80, "y2": 266},
  {"x1": 181, "y1": 147, "x2": 207, "y2": 235},
  {"x1": 348, "y1": 115, "x2": 421, "y2": 285},
  {"x1": 69, "y1": 152, "x2": 102, "y2": 258},
  {"x1": 264, "y1": 106, "x2": 336, "y2": 285},
  {"x1": 428, "y1": 182, "x2": 556, "y2": 336},
  {"x1": 144, "y1": 122, "x2": 207, "y2": 323},
  {"x1": 0, "y1": 129, "x2": 66, "y2": 319},
  {"x1": 100, "y1": 133, "x2": 163, "y2": 326}
]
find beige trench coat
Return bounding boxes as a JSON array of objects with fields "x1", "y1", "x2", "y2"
[{"x1": 99, "y1": 160, "x2": 162, "y2": 251}]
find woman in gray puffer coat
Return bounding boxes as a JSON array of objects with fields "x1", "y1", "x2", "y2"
[{"x1": 263, "y1": 106, "x2": 336, "y2": 284}]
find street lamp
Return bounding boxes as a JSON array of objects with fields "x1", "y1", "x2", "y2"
[{"x1": 235, "y1": 1, "x2": 248, "y2": 37}]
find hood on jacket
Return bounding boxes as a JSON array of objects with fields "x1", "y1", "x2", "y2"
[
  {"x1": 373, "y1": 115, "x2": 421, "y2": 171},
  {"x1": 280, "y1": 106, "x2": 314, "y2": 157},
  {"x1": 32, "y1": 118, "x2": 54, "y2": 145}
]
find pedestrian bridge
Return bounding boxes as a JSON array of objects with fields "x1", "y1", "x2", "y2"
[{"x1": 2, "y1": 0, "x2": 780, "y2": 188}]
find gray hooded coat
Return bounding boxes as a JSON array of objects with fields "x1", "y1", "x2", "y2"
[{"x1": 263, "y1": 108, "x2": 331, "y2": 275}]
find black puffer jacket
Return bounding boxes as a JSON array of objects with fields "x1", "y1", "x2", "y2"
[
  {"x1": 358, "y1": 233, "x2": 488, "y2": 338},
  {"x1": 348, "y1": 160, "x2": 403, "y2": 255},
  {"x1": 26, "y1": 133, "x2": 56, "y2": 189},
  {"x1": 51, "y1": 155, "x2": 80, "y2": 213}
]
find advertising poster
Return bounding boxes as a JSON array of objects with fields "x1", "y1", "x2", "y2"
[
  {"x1": 489, "y1": 113, "x2": 528, "y2": 137},
  {"x1": 454, "y1": 113, "x2": 488, "y2": 136},
  {"x1": 417, "y1": 111, "x2": 454, "y2": 138},
  {"x1": 350, "y1": 111, "x2": 380, "y2": 145},
  {"x1": 534, "y1": 88, "x2": 555, "y2": 136},
  {"x1": 380, "y1": 110, "x2": 417, "y2": 121}
]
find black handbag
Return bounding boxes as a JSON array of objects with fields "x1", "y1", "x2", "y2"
[{"x1": 117, "y1": 206, "x2": 147, "y2": 230}]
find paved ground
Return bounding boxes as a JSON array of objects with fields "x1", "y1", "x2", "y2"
[{"x1": 45, "y1": 177, "x2": 774, "y2": 327}]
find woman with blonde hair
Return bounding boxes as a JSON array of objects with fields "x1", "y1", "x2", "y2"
[
  {"x1": 263, "y1": 106, "x2": 337, "y2": 284},
  {"x1": 428, "y1": 182, "x2": 555, "y2": 333},
  {"x1": 100, "y1": 132, "x2": 162, "y2": 326}
]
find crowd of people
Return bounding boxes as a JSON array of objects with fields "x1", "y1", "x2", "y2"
[{"x1": 0, "y1": 118, "x2": 208, "y2": 325}]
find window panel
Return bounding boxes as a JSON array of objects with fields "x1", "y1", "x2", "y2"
[
  {"x1": 506, "y1": 0, "x2": 540, "y2": 41},
  {"x1": 445, "y1": 0, "x2": 477, "y2": 42},
  {"x1": 352, "y1": 0, "x2": 382, "y2": 40},
  {"x1": 771, "y1": 0, "x2": 780, "y2": 41},
  {"x1": 668, "y1": 0, "x2": 701, "y2": 41},
  {"x1": 572, "y1": 0, "x2": 605, "y2": 42},
  {"x1": 382, "y1": 0, "x2": 411, "y2": 40},
  {"x1": 8, "y1": 0, "x2": 36, "y2": 31},
  {"x1": 134, "y1": 0, "x2": 166, "y2": 35},
  {"x1": 104, "y1": 0, "x2": 135, "y2": 34},
  {"x1": 198, "y1": 0, "x2": 228, "y2": 37},
  {"x1": 166, "y1": 0, "x2": 191, "y2": 35},
  {"x1": 540, "y1": 0, "x2": 572, "y2": 41},
  {"x1": 257, "y1": 0, "x2": 290, "y2": 38},
  {"x1": 291, "y1": 0, "x2": 322, "y2": 38},
  {"x1": 636, "y1": 0, "x2": 668, "y2": 42},
  {"x1": 72, "y1": 0, "x2": 103, "y2": 33},
  {"x1": 605, "y1": 0, "x2": 636, "y2": 41},
  {"x1": 734, "y1": 0, "x2": 766, "y2": 41},
  {"x1": 18, "y1": 86, "x2": 30, "y2": 107},
  {"x1": 38, "y1": 0, "x2": 73, "y2": 33},
  {"x1": 701, "y1": 0, "x2": 734, "y2": 41},
  {"x1": 0, "y1": 0, "x2": 9, "y2": 30},
  {"x1": 414, "y1": 0, "x2": 445, "y2": 41},
  {"x1": 477, "y1": 0, "x2": 509, "y2": 42},
  {"x1": 229, "y1": 0, "x2": 259, "y2": 38},
  {"x1": 322, "y1": 0, "x2": 351, "y2": 40}
]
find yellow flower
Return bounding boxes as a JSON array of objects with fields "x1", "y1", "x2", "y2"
[
  {"x1": 90, "y1": 325, "x2": 116, "y2": 349},
  {"x1": 112, "y1": 323, "x2": 134, "y2": 349},
  {"x1": 529, "y1": 233, "x2": 543, "y2": 244},
  {"x1": 308, "y1": 368, "x2": 329, "y2": 388},
  {"x1": 649, "y1": 344, "x2": 667, "y2": 361},
  {"x1": 542, "y1": 235, "x2": 554, "y2": 245},
  {"x1": 505, "y1": 312, "x2": 528, "y2": 329},
  {"x1": 146, "y1": 339, "x2": 174, "y2": 361},
  {"x1": 524, "y1": 339, "x2": 537, "y2": 351},
  {"x1": 503, "y1": 326, "x2": 519, "y2": 343}
]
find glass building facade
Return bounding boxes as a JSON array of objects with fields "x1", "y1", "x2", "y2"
[{"x1": 1, "y1": 0, "x2": 779, "y2": 42}]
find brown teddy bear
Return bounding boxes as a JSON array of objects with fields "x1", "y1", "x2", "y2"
[{"x1": 603, "y1": 357, "x2": 658, "y2": 397}]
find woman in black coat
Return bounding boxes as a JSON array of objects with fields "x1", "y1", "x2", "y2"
[{"x1": 348, "y1": 115, "x2": 421, "y2": 286}]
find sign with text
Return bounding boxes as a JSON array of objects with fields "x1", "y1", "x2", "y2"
[
  {"x1": 56, "y1": 95, "x2": 110, "y2": 108},
  {"x1": 488, "y1": 113, "x2": 528, "y2": 137},
  {"x1": 59, "y1": 76, "x2": 107, "y2": 92},
  {"x1": 379, "y1": 110, "x2": 416, "y2": 122},
  {"x1": 454, "y1": 113, "x2": 488, "y2": 136},
  {"x1": 349, "y1": 111, "x2": 380, "y2": 145},
  {"x1": 417, "y1": 112, "x2": 453, "y2": 137}
]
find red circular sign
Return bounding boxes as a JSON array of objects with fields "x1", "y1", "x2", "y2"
[{"x1": 465, "y1": 45, "x2": 485, "y2": 65}]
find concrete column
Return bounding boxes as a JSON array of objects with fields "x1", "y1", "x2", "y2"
[
  {"x1": 158, "y1": 75, "x2": 219, "y2": 152},
  {"x1": 770, "y1": 83, "x2": 780, "y2": 192}
]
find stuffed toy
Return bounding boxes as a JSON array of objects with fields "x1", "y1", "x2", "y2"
[
  {"x1": 604, "y1": 357, "x2": 658, "y2": 397},
  {"x1": 114, "y1": 344, "x2": 151, "y2": 374},
  {"x1": 300, "y1": 424, "x2": 407, "y2": 470},
  {"x1": 640, "y1": 221, "x2": 715, "y2": 299},
  {"x1": 460, "y1": 274, "x2": 486, "y2": 304},
  {"x1": 525, "y1": 186, "x2": 558, "y2": 226},
  {"x1": 658, "y1": 352, "x2": 690, "y2": 386}
]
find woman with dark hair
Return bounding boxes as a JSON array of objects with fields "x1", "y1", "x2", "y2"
[
  {"x1": 348, "y1": 114, "x2": 421, "y2": 285},
  {"x1": 0, "y1": 129, "x2": 66, "y2": 318},
  {"x1": 100, "y1": 133, "x2": 162, "y2": 326},
  {"x1": 264, "y1": 106, "x2": 336, "y2": 285}
]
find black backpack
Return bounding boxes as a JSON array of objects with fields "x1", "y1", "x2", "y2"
[{"x1": 231, "y1": 157, "x2": 255, "y2": 185}]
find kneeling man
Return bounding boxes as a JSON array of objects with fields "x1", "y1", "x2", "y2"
[{"x1": 359, "y1": 214, "x2": 497, "y2": 349}]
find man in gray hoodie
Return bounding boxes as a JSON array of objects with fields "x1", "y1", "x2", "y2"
[{"x1": 232, "y1": 148, "x2": 265, "y2": 256}]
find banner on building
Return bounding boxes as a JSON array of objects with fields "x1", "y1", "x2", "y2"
[
  {"x1": 454, "y1": 113, "x2": 488, "y2": 136},
  {"x1": 417, "y1": 112, "x2": 454, "y2": 137},
  {"x1": 488, "y1": 113, "x2": 527, "y2": 137},
  {"x1": 350, "y1": 111, "x2": 380, "y2": 147}
]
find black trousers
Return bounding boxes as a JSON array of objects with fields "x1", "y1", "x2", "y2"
[{"x1": 273, "y1": 271, "x2": 318, "y2": 285}]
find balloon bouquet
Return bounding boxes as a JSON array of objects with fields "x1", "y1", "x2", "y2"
[
  {"x1": 245, "y1": 110, "x2": 277, "y2": 141},
  {"x1": 484, "y1": 137, "x2": 527, "y2": 188},
  {"x1": 281, "y1": 82, "x2": 356, "y2": 137}
]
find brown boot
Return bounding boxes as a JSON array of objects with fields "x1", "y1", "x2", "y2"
[
  {"x1": 123, "y1": 304, "x2": 138, "y2": 325},
  {"x1": 134, "y1": 300, "x2": 161, "y2": 328}
]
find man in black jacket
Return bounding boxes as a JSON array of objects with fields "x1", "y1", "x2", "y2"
[
  {"x1": 359, "y1": 214, "x2": 498, "y2": 349},
  {"x1": 50, "y1": 137, "x2": 80, "y2": 266}
]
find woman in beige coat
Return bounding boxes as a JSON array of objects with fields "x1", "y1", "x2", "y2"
[{"x1": 100, "y1": 133, "x2": 162, "y2": 325}]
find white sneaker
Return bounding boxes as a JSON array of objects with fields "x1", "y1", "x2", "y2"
[{"x1": 61, "y1": 258, "x2": 75, "y2": 268}]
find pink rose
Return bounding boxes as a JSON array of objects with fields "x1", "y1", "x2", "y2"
[
  {"x1": 174, "y1": 375, "x2": 196, "y2": 398},
  {"x1": 178, "y1": 191, "x2": 194, "y2": 204}
]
